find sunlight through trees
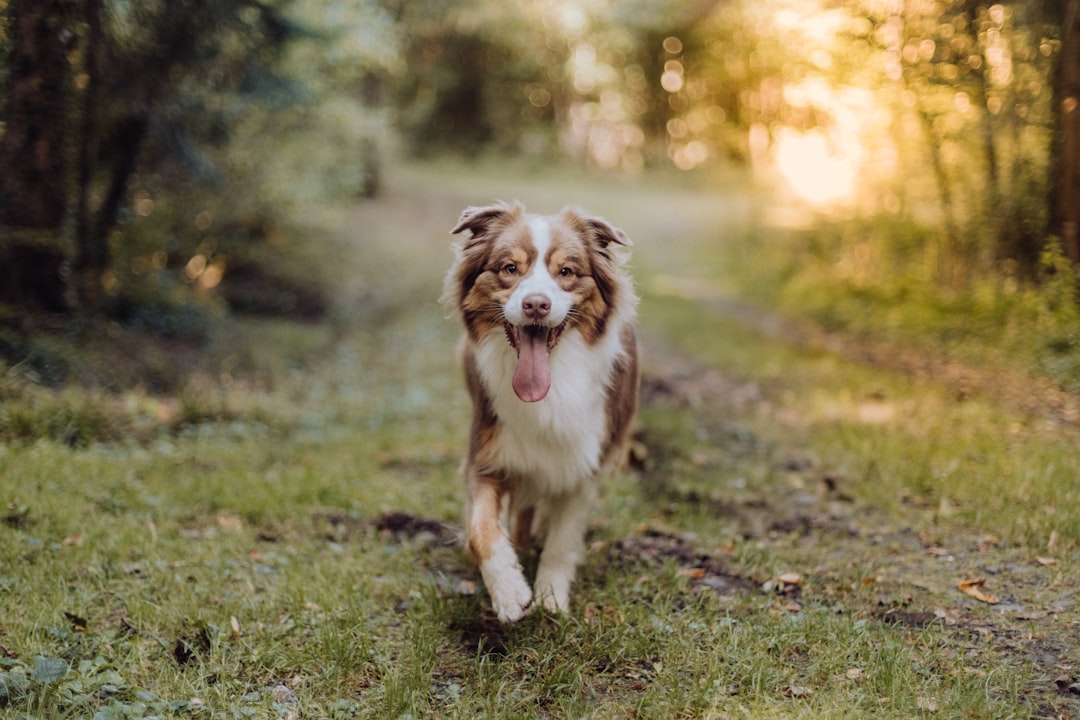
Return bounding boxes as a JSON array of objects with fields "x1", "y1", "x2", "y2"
[{"x1": 1, "y1": 0, "x2": 1078, "y2": 314}]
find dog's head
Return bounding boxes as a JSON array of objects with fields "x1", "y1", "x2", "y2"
[{"x1": 443, "y1": 201, "x2": 632, "y2": 402}]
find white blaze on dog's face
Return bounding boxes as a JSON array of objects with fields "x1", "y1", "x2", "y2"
[
  {"x1": 444, "y1": 201, "x2": 631, "y2": 403},
  {"x1": 500, "y1": 217, "x2": 571, "y2": 402}
]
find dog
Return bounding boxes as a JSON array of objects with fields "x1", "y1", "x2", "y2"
[{"x1": 442, "y1": 201, "x2": 639, "y2": 623}]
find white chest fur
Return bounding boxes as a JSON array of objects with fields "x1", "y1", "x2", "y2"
[{"x1": 473, "y1": 327, "x2": 623, "y2": 499}]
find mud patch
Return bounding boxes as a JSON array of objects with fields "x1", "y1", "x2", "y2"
[
  {"x1": 449, "y1": 614, "x2": 510, "y2": 657},
  {"x1": 313, "y1": 510, "x2": 457, "y2": 546},
  {"x1": 374, "y1": 511, "x2": 457, "y2": 545},
  {"x1": 602, "y1": 529, "x2": 753, "y2": 596}
]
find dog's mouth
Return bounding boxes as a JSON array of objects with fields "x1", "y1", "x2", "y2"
[{"x1": 504, "y1": 320, "x2": 567, "y2": 403}]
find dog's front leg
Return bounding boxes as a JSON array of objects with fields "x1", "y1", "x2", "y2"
[
  {"x1": 467, "y1": 475, "x2": 532, "y2": 623},
  {"x1": 532, "y1": 486, "x2": 593, "y2": 614}
]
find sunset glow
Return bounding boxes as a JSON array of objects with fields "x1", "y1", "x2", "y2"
[{"x1": 774, "y1": 128, "x2": 858, "y2": 207}]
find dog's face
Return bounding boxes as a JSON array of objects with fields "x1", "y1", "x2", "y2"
[{"x1": 444, "y1": 202, "x2": 631, "y2": 402}]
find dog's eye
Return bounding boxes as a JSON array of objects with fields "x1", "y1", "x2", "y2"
[
  {"x1": 503, "y1": 263, "x2": 517, "y2": 275},
  {"x1": 559, "y1": 267, "x2": 573, "y2": 277}
]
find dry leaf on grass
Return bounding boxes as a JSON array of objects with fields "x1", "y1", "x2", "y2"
[
  {"x1": 933, "y1": 608, "x2": 958, "y2": 625},
  {"x1": 957, "y1": 577, "x2": 999, "y2": 604},
  {"x1": 584, "y1": 604, "x2": 625, "y2": 626},
  {"x1": 1035, "y1": 556, "x2": 1057, "y2": 566},
  {"x1": 783, "y1": 685, "x2": 813, "y2": 699}
]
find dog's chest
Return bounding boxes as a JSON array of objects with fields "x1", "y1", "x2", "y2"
[{"x1": 474, "y1": 330, "x2": 616, "y2": 493}]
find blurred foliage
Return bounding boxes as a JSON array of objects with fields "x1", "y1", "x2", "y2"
[
  {"x1": 0, "y1": 0, "x2": 1078, "y2": 357},
  {"x1": 0, "y1": 0, "x2": 399, "y2": 324},
  {"x1": 390, "y1": 0, "x2": 1077, "y2": 281}
]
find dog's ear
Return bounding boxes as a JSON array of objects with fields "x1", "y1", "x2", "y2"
[
  {"x1": 560, "y1": 208, "x2": 632, "y2": 251},
  {"x1": 585, "y1": 216, "x2": 631, "y2": 249},
  {"x1": 451, "y1": 202, "x2": 522, "y2": 240}
]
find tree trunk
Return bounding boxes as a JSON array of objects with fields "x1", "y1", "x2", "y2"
[
  {"x1": 74, "y1": 0, "x2": 107, "y2": 307},
  {"x1": 961, "y1": 0, "x2": 1006, "y2": 262},
  {"x1": 0, "y1": 0, "x2": 77, "y2": 312},
  {"x1": 1050, "y1": 0, "x2": 1080, "y2": 265},
  {"x1": 0, "y1": 0, "x2": 75, "y2": 229}
]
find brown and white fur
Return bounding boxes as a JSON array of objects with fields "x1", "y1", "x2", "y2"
[{"x1": 442, "y1": 201, "x2": 639, "y2": 623}]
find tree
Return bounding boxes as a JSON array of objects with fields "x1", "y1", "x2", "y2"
[
  {"x1": 0, "y1": 0, "x2": 77, "y2": 311},
  {"x1": 1050, "y1": 0, "x2": 1080, "y2": 263},
  {"x1": 2, "y1": 0, "x2": 397, "y2": 315},
  {"x1": 0, "y1": 0, "x2": 74, "y2": 229}
]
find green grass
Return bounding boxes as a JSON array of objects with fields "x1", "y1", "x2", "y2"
[
  {"x1": 641, "y1": 291, "x2": 1080, "y2": 549},
  {"x1": 0, "y1": 161, "x2": 1076, "y2": 718},
  {"x1": 716, "y1": 215, "x2": 1080, "y2": 392}
]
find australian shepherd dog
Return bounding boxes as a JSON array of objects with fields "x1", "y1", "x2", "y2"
[{"x1": 442, "y1": 201, "x2": 639, "y2": 623}]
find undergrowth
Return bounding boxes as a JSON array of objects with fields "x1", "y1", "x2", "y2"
[{"x1": 722, "y1": 215, "x2": 1080, "y2": 390}]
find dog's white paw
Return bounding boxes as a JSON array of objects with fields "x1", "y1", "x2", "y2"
[
  {"x1": 533, "y1": 572, "x2": 571, "y2": 614},
  {"x1": 479, "y1": 540, "x2": 533, "y2": 623},
  {"x1": 489, "y1": 571, "x2": 533, "y2": 624}
]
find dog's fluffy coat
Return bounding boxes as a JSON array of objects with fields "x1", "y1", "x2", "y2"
[{"x1": 442, "y1": 201, "x2": 639, "y2": 622}]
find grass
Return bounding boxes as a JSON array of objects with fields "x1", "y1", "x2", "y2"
[
  {"x1": 642, "y1": 291, "x2": 1080, "y2": 548},
  {"x1": 716, "y1": 214, "x2": 1080, "y2": 392},
  {"x1": 0, "y1": 160, "x2": 1077, "y2": 718}
]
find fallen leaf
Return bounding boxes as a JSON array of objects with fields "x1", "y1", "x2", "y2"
[
  {"x1": 1036, "y1": 556, "x2": 1057, "y2": 566},
  {"x1": 778, "y1": 572, "x2": 802, "y2": 586},
  {"x1": 917, "y1": 695, "x2": 939, "y2": 712},
  {"x1": 584, "y1": 604, "x2": 625, "y2": 626},
  {"x1": 783, "y1": 685, "x2": 813, "y2": 699},
  {"x1": 846, "y1": 668, "x2": 864, "y2": 681},
  {"x1": 1048, "y1": 530, "x2": 1060, "y2": 554},
  {"x1": 230, "y1": 616, "x2": 241, "y2": 639},
  {"x1": 770, "y1": 598, "x2": 802, "y2": 613},
  {"x1": 64, "y1": 611, "x2": 88, "y2": 633},
  {"x1": 958, "y1": 578, "x2": 999, "y2": 604},
  {"x1": 933, "y1": 608, "x2": 958, "y2": 625},
  {"x1": 61, "y1": 533, "x2": 84, "y2": 547},
  {"x1": 678, "y1": 567, "x2": 705, "y2": 579},
  {"x1": 216, "y1": 514, "x2": 244, "y2": 532}
]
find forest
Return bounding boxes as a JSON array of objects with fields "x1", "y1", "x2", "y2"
[{"x1": 1, "y1": 0, "x2": 1078, "y2": 326}]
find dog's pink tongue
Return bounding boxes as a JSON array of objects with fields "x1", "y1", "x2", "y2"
[{"x1": 512, "y1": 326, "x2": 551, "y2": 402}]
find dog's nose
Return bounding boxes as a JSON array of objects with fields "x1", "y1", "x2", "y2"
[{"x1": 522, "y1": 294, "x2": 551, "y2": 320}]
